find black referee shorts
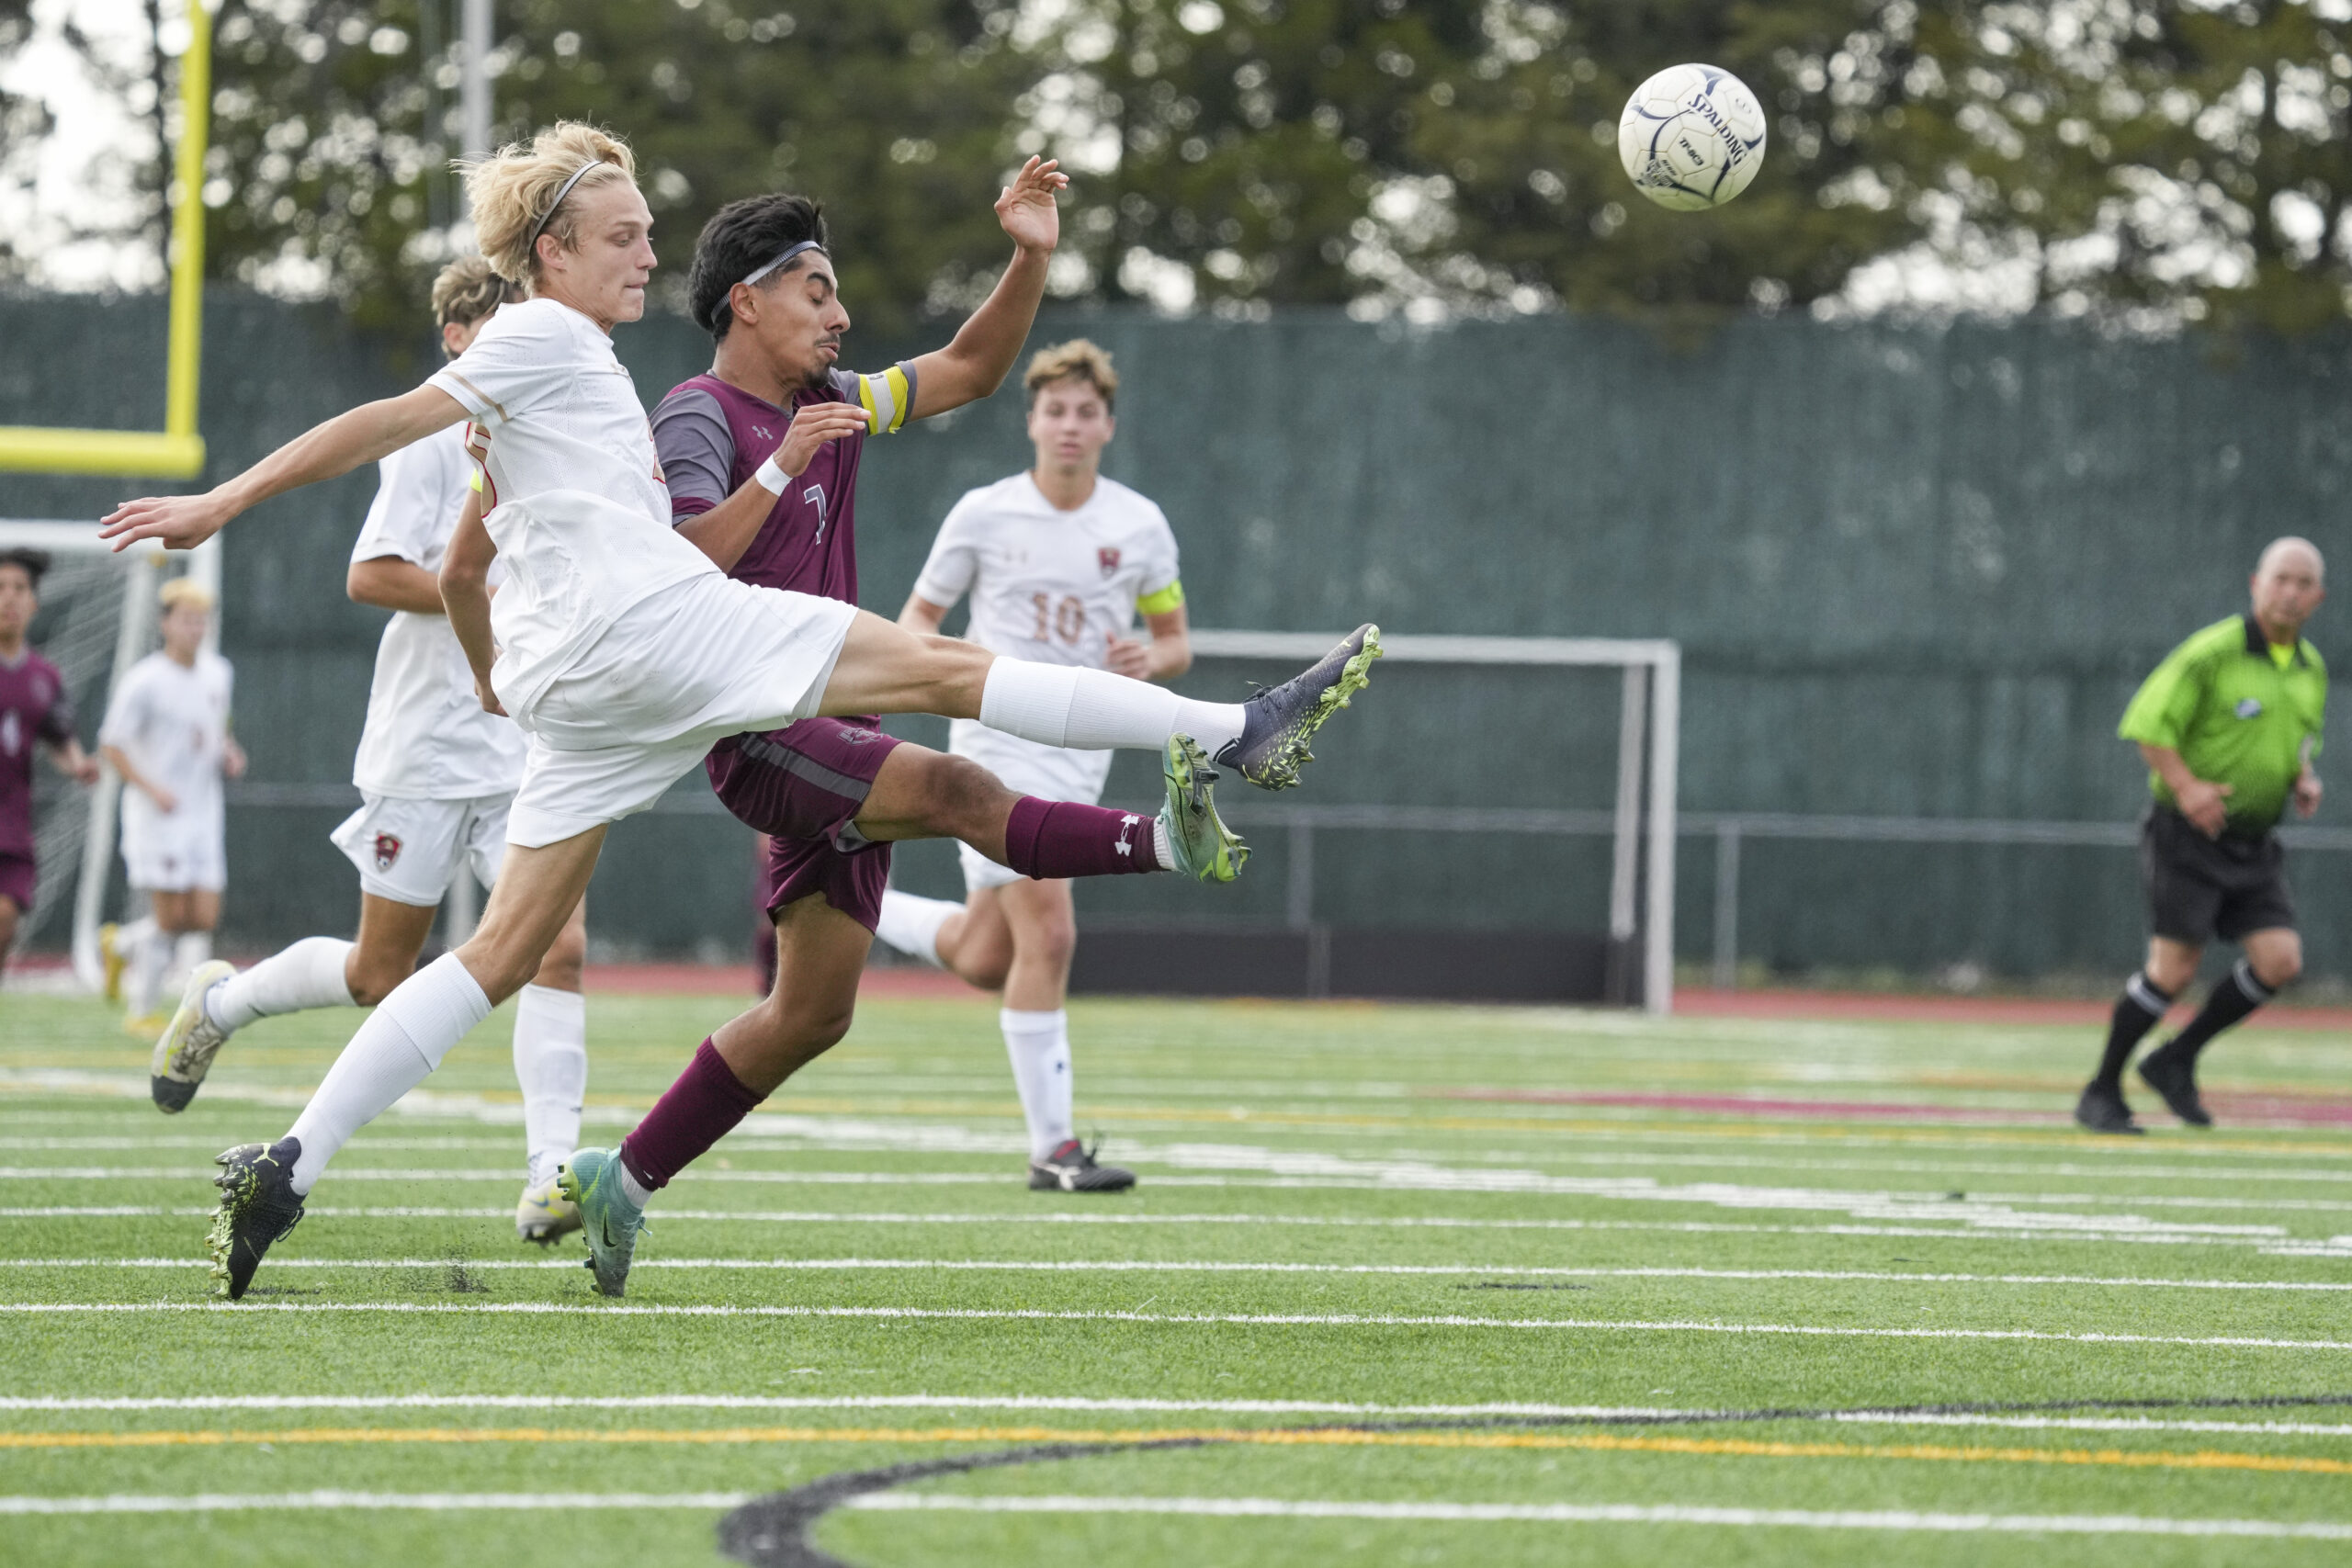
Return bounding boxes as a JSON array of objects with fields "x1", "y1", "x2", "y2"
[{"x1": 2141, "y1": 806, "x2": 2296, "y2": 944}]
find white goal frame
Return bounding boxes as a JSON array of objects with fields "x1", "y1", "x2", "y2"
[
  {"x1": 1187, "y1": 630, "x2": 1681, "y2": 1014},
  {"x1": 0, "y1": 519, "x2": 220, "y2": 987}
]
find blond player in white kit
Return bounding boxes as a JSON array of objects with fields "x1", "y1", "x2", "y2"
[
  {"x1": 101, "y1": 121, "x2": 1379, "y2": 1302},
  {"x1": 143, "y1": 258, "x2": 593, "y2": 1246},
  {"x1": 877, "y1": 341, "x2": 1187, "y2": 1192},
  {"x1": 98, "y1": 578, "x2": 243, "y2": 1029}
]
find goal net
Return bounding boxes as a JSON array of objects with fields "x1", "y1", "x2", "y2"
[
  {"x1": 886, "y1": 628, "x2": 1682, "y2": 1013},
  {"x1": 0, "y1": 520, "x2": 219, "y2": 986}
]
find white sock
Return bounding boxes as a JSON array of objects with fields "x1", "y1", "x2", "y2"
[
  {"x1": 1152, "y1": 818, "x2": 1172, "y2": 871},
  {"x1": 170, "y1": 931, "x2": 211, "y2": 982},
  {"x1": 1001, "y1": 1007, "x2": 1074, "y2": 1161},
  {"x1": 875, "y1": 890, "x2": 958, "y2": 966},
  {"x1": 979, "y1": 660, "x2": 1245, "y2": 756},
  {"x1": 127, "y1": 926, "x2": 173, "y2": 1018},
  {"x1": 513, "y1": 983, "x2": 588, "y2": 1188},
  {"x1": 285, "y1": 953, "x2": 492, "y2": 1194},
  {"x1": 208, "y1": 936, "x2": 356, "y2": 1033},
  {"x1": 616, "y1": 1160, "x2": 654, "y2": 1209}
]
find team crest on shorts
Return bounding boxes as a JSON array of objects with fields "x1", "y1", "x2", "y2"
[
  {"x1": 1098, "y1": 547, "x2": 1121, "y2": 578},
  {"x1": 372, "y1": 832, "x2": 402, "y2": 870},
  {"x1": 2236, "y1": 697, "x2": 2264, "y2": 718}
]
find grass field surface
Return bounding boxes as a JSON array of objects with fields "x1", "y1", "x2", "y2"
[{"x1": 5, "y1": 984, "x2": 2352, "y2": 1565}]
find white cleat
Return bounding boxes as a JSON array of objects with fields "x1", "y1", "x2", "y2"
[
  {"x1": 516, "y1": 1176, "x2": 582, "y2": 1245},
  {"x1": 149, "y1": 960, "x2": 237, "y2": 1114}
]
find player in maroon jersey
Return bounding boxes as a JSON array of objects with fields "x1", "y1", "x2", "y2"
[{"x1": 0, "y1": 548, "x2": 101, "y2": 971}]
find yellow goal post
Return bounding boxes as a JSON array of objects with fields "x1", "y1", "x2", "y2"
[{"x1": 0, "y1": 0, "x2": 210, "y2": 479}]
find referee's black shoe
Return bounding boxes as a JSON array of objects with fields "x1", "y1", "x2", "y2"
[
  {"x1": 2136, "y1": 1046, "x2": 2214, "y2": 1128},
  {"x1": 1029, "y1": 1138, "x2": 1136, "y2": 1192},
  {"x1": 2073, "y1": 1083, "x2": 2143, "y2": 1135}
]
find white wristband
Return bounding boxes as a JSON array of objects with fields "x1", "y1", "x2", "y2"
[{"x1": 752, "y1": 453, "x2": 788, "y2": 496}]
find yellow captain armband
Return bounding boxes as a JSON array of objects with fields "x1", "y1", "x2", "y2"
[
  {"x1": 467, "y1": 466, "x2": 483, "y2": 493},
  {"x1": 1136, "y1": 580, "x2": 1185, "y2": 615},
  {"x1": 854, "y1": 365, "x2": 914, "y2": 434}
]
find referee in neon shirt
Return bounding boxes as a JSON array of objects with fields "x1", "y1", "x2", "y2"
[{"x1": 2078, "y1": 537, "x2": 2327, "y2": 1134}]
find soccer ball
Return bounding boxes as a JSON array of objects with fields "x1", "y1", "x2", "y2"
[{"x1": 1617, "y1": 64, "x2": 1768, "y2": 211}]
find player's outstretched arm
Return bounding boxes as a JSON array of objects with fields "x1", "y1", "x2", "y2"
[
  {"x1": 439, "y1": 482, "x2": 505, "y2": 716},
  {"x1": 98, "y1": 384, "x2": 470, "y2": 553},
  {"x1": 904, "y1": 157, "x2": 1069, "y2": 422}
]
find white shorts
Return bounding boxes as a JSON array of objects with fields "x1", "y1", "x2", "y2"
[
  {"x1": 948, "y1": 717, "x2": 1115, "y2": 893},
  {"x1": 121, "y1": 817, "x2": 226, "y2": 894},
  {"x1": 330, "y1": 792, "x2": 511, "y2": 906},
  {"x1": 508, "y1": 574, "x2": 859, "y2": 848}
]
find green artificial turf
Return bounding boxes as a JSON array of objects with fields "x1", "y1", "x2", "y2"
[{"x1": 3, "y1": 986, "x2": 2350, "y2": 1565}]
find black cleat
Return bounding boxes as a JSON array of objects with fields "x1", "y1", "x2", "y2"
[
  {"x1": 1215, "y1": 625, "x2": 1382, "y2": 790},
  {"x1": 2073, "y1": 1083, "x2": 2143, "y2": 1136},
  {"x1": 1029, "y1": 1138, "x2": 1137, "y2": 1193},
  {"x1": 2137, "y1": 1046, "x2": 2214, "y2": 1128},
  {"x1": 207, "y1": 1138, "x2": 306, "y2": 1300}
]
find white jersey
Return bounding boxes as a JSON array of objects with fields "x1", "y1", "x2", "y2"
[
  {"x1": 347, "y1": 421, "x2": 528, "y2": 799},
  {"x1": 100, "y1": 649, "x2": 232, "y2": 851},
  {"x1": 912, "y1": 472, "x2": 1182, "y2": 671},
  {"x1": 425, "y1": 297, "x2": 718, "y2": 722}
]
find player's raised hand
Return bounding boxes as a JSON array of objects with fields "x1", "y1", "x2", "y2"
[
  {"x1": 775, "y1": 402, "x2": 876, "y2": 479},
  {"x1": 996, "y1": 156, "x2": 1067, "y2": 254},
  {"x1": 97, "y1": 492, "x2": 232, "y2": 553}
]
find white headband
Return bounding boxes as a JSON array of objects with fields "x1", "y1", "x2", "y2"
[{"x1": 528, "y1": 161, "x2": 604, "y2": 251}]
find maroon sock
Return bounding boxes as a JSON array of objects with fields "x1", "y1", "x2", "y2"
[
  {"x1": 1001, "y1": 796, "x2": 1159, "y2": 878},
  {"x1": 618, "y1": 1038, "x2": 764, "y2": 1191}
]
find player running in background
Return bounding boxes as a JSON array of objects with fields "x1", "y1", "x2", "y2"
[
  {"x1": 97, "y1": 578, "x2": 242, "y2": 1030},
  {"x1": 101, "y1": 122, "x2": 1377, "y2": 1301},
  {"x1": 142, "y1": 258, "x2": 593, "y2": 1245},
  {"x1": 0, "y1": 548, "x2": 101, "y2": 975},
  {"x1": 876, "y1": 341, "x2": 1185, "y2": 1193}
]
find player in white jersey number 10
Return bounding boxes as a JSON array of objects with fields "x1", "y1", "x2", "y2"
[
  {"x1": 877, "y1": 340, "x2": 1186, "y2": 1194},
  {"x1": 98, "y1": 120, "x2": 1379, "y2": 1302},
  {"x1": 141, "y1": 258, "x2": 594, "y2": 1248}
]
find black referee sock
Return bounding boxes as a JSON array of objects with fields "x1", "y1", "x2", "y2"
[
  {"x1": 2152, "y1": 960, "x2": 2276, "y2": 1067},
  {"x1": 2091, "y1": 971, "x2": 2176, "y2": 1093}
]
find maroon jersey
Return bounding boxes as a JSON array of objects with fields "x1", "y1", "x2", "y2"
[
  {"x1": 649, "y1": 362, "x2": 916, "y2": 603},
  {"x1": 0, "y1": 649, "x2": 75, "y2": 857}
]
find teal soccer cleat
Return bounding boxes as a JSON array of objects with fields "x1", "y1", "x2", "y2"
[
  {"x1": 1158, "y1": 734, "x2": 1246, "y2": 883},
  {"x1": 558, "y1": 1147, "x2": 646, "y2": 1297}
]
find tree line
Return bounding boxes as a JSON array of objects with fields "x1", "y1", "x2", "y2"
[{"x1": 19, "y1": 0, "x2": 2352, "y2": 340}]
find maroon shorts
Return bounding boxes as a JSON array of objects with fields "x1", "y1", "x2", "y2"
[
  {"x1": 0, "y1": 849, "x2": 32, "y2": 914},
  {"x1": 705, "y1": 716, "x2": 903, "y2": 931}
]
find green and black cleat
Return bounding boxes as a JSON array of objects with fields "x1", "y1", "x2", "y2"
[
  {"x1": 1158, "y1": 734, "x2": 1246, "y2": 883},
  {"x1": 207, "y1": 1137, "x2": 306, "y2": 1300},
  {"x1": 1216, "y1": 624, "x2": 1382, "y2": 790}
]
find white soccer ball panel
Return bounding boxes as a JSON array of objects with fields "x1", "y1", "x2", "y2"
[{"x1": 1617, "y1": 63, "x2": 1768, "y2": 211}]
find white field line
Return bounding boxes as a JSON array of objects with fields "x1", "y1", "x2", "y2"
[
  {"x1": 21, "y1": 1134, "x2": 2352, "y2": 1190},
  {"x1": 2, "y1": 1204, "x2": 2335, "y2": 1252},
  {"x1": 844, "y1": 1494, "x2": 2352, "y2": 1539},
  {"x1": 15, "y1": 1067, "x2": 2352, "y2": 1166},
  {"x1": 0, "y1": 1164, "x2": 2336, "y2": 1235},
  {"x1": 8, "y1": 1257, "x2": 2352, "y2": 1292},
  {"x1": 7, "y1": 1393, "x2": 2352, "y2": 1438},
  {"x1": 7, "y1": 1301, "x2": 2352, "y2": 1349},
  {"x1": 0, "y1": 1490, "x2": 746, "y2": 1515}
]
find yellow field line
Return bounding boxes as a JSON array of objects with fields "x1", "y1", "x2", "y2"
[{"x1": 6, "y1": 1425, "x2": 2350, "y2": 1475}]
